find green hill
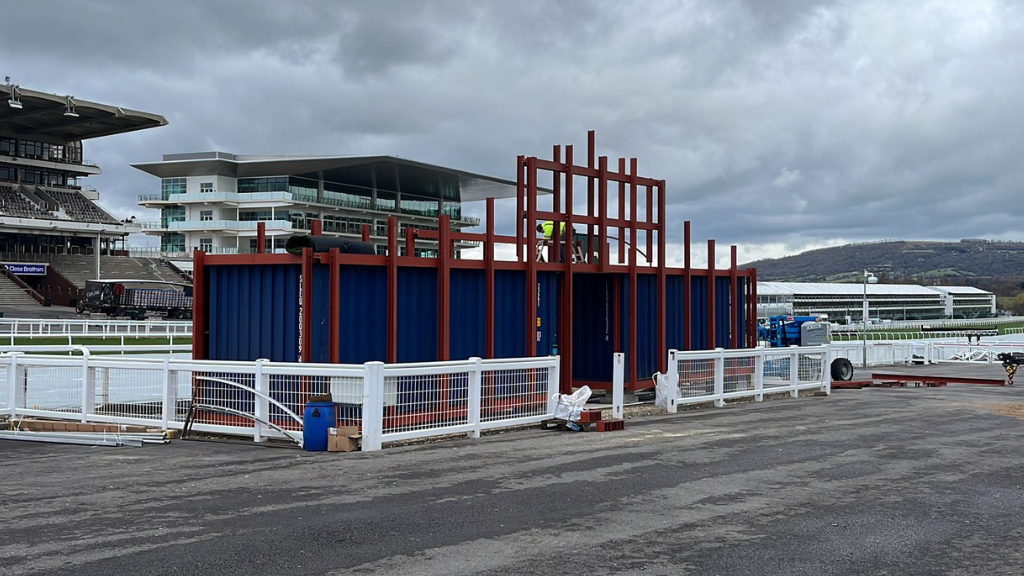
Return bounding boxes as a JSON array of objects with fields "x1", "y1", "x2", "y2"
[{"x1": 743, "y1": 240, "x2": 1024, "y2": 283}]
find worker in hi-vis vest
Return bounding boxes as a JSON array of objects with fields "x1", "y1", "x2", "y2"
[{"x1": 537, "y1": 221, "x2": 568, "y2": 262}]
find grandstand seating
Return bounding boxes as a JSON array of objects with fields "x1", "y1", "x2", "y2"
[
  {"x1": 0, "y1": 183, "x2": 51, "y2": 219},
  {"x1": 42, "y1": 255, "x2": 184, "y2": 289},
  {"x1": 1, "y1": 183, "x2": 120, "y2": 224},
  {"x1": 0, "y1": 273, "x2": 40, "y2": 306},
  {"x1": 40, "y1": 186, "x2": 119, "y2": 224}
]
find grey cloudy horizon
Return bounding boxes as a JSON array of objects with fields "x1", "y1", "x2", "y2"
[{"x1": 2, "y1": 0, "x2": 1022, "y2": 266}]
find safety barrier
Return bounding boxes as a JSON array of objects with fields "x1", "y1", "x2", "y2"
[
  {"x1": 0, "y1": 318, "x2": 192, "y2": 338},
  {"x1": 828, "y1": 339, "x2": 1024, "y2": 366},
  {"x1": 0, "y1": 350, "x2": 559, "y2": 451},
  {"x1": 830, "y1": 316, "x2": 1023, "y2": 332},
  {"x1": 658, "y1": 346, "x2": 831, "y2": 412}
]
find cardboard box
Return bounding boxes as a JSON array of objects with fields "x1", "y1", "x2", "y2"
[{"x1": 328, "y1": 426, "x2": 362, "y2": 452}]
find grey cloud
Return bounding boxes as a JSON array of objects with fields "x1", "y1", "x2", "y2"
[{"x1": 3, "y1": 0, "x2": 1024, "y2": 257}]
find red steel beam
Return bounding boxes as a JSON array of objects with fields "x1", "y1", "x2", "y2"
[
  {"x1": 551, "y1": 145, "x2": 562, "y2": 263},
  {"x1": 405, "y1": 228, "x2": 417, "y2": 258},
  {"x1": 645, "y1": 180, "x2": 653, "y2": 260},
  {"x1": 256, "y1": 222, "x2": 266, "y2": 254},
  {"x1": 750, "y1": 268, "x2": 758, "y2": 348},
  {"x1": 387, "y1": 216, "x2": 398, "y2": 363},
  {"x1": 657, "y1": 180, "x2": 667, "y2": 372},
  {"x1": 618, "y1": 157, "x2": 626, "y2": 264},
  {"x1": 516, "y1": 155, "x2": 524, "y2": 262},
  {"x1": 707, "y1": 239, "x2": 716, "y2": 350},
  {"x1": 311, "y1": 220, "x2": 322, "y2": 236},
  {"x1": 868, "y1": 372, "x2": 1006, "y2": 386},
  {"x1": 730, "y1": 245, "x2": 739, "y2": 350},
  {"x1": 329, "y1": 247, "x2": 340, "y2": 363},
  {"x1": 628, "y1": 158, "x2": 638, "y2": 387},
  {"x1": 587, "y1": 131, "x2": 595, "y2": 262},
  {"x1": 438, "y1": 215, "x2": 451, "y2": 361},
  {"x1": 301, "y1": 247, "x2": 313, "y2": 362},
  {"x1": 598, "y1": 156, "x2": 608, "y2": 271},
  {"x1": 485, "y1": 198, "x2": 496, "y2": 359},
  {"x1": 526, "y1": 156, "x2": 538, "y2": 356},
  {"x1": 361, "y1": 223, "x2": 370, "y2": 243},
  {"x1": 192, "y1": 250, "x2": 206, "y2": 360},
  {"x1": 561, "y1": 144, "x2": 575, "y2": 393},
  {"x1": 683, "y1": 220, "x2": 691, "y2": 351}
]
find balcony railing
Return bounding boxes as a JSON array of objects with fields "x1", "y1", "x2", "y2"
[
  {"x1": 138, "y1": 190, "x2": 481, "y2": 226},
  {"x1": 138, "y1": 220, "x2": 294, "y2": 232}
]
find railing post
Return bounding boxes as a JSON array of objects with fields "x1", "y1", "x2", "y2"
[
  {"x1": 665, "y1": 349, "x2": 679, "y2": 413},
  {"x1": 254, "y1": 359, "x2": 268, "y2": 442},
  {"x1": 161, "y1": 357, "x2": 175, "y2": 430},
  {"x1": 822, "y1": 345, "x2": 832, "y2": 396},
  {"x1": 714, "y1": 348, "x2": 726, "y2": 407},
  {"x1": 79, "y1": 347, "x2": 94, "y2": 423},
  {"x1": 754, "y1": 349, "x2": 764, "y2": 402},
  {"x1": 545, "y1": 355, "x2": 561, "y2": 416},
  {"x1": 362, "y1": 361, "x2": 385, "y2": 451},
  {"x1": 789, "y1": 345, "x2": 800, "y2": 398},
  {"x1": 468, "y1": 357, "x2": 482, "y2": 439},
  {"x1": 6, "y1": 352, "x2": 21, "y2": 417},
  {"x1": 612, "y1": 352, "x2": 624, "y2": 419}
]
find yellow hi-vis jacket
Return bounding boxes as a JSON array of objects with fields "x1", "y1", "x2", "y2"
[{"x1": 540, "y1": 221, "x2": 567, "y2": 239}]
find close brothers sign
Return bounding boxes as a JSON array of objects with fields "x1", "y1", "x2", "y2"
[{"x1": 3, "y1": 263, "x2": 48, "y2": 276}]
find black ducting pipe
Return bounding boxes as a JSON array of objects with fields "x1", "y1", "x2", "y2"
[{"x1": 284, "y1": 236, "x2": 376, "y2": 255}]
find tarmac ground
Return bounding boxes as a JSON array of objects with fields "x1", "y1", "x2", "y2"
[{"x1": 2, "y1": 383, "x2": 1024, "y2": 575}]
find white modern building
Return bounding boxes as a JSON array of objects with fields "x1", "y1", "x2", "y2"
[
  {"x1": 757, "y1": 282, "x2": 996, "y2": 322},
  {"x1": 133, "y1": 152, "x2": 519, "y2": 256}
]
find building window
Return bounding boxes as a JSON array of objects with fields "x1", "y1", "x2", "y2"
[
  {"x1": 199, "y1": 238, "x2": 213, "y2": 251},
  {"x1": 161, "y1": 178, "x2": 187, "y2": 200},
  {"x1": 200, "y1": 182, "x2": 214, "y2": 193},
  {"x1": 0, "y1": 137, "x2": 15, "y2": 156},
  {"x1": 199, "y1": 210, "x2": 214, "y2": 221},
  {"x1": 238, "y1": 176, "x2": 288, "y2": 193},
  {"x1": 375, "y1": 245, "x2": 388, "y2": 256}
]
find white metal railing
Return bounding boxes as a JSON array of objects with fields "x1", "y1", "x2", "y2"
[
  {"x1": 1, "y1": 351, "x2": 559, "y2": 451},
  {"x1": 827, "y1": 339, "x2": 1024, "y2": 366},
  {"x1": 657, "y1": 346, "x2": 831, "y2": 412},
  {"x1": 0, "y1": 318, "x2": 192, "y2": 338},
  {"x1": 831, "y1": 316, "x2": 1020, "y2": 332}
]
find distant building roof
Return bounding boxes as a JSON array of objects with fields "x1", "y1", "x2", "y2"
[
  {"x1": 0, "y1": 84, "x2": 166, "y2": 142},
  {"x1": 757, "y1": 282, "x2": 992, "y2": 297},
  {"x1": 132, "y1": 152, "x2": 547, "y2": 202}
]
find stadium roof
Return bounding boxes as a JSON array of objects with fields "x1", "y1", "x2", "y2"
[
  {"x1": 923, "y1": 285, "x2": 992, "y2": 295},
  {"x1": 0, "y1": 83, "x2": 167, "y2": 142},
  {"x1": 757, "y1": 282, "x2": 992, "y2": 297},
  {"x1": 132, "y1": 152, "x2": 544, "y2": 202}
]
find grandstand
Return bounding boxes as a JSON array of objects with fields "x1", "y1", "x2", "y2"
[
  {"x1": 757, "y1": 282, "x2": 997, "y2": 322},
  {"x1": 1, "y1": 80, "x2": 169, "y2": 308}
]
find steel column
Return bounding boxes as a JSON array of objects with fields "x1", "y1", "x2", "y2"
[
  {"x1": 485, "y1": 198, "x2": 495, "y2": 359},
  {"x1": 657, "y1": 180, "x2": 667, "y2": 372},
  {"x1": 300, "y1": 247, "x2": 313, "y2": 362},
  {"x1": 329, "y1": 247, "x2": 340, "y2": 363},
  {"x1": 525, "y1": 157, "x2": 538, "y2": 356},
  {"x1": 256, "y1": 222, "x2": 266, "y2": 254},
  {"x1": 192, "y1": 250, "x2": 205, "y2": 360},
  {"x1": 684, "y1": 221, "x2": 691, "y2": 351},
  {"x1": 387, "y1": 216, "x2": 398, "y2": 363},
  {"x1": 438, "y1": 215, "x2": 451, "y2": 361},
  {"x1": 707, "y1": 239, "x2": 716, "y2": 350}
]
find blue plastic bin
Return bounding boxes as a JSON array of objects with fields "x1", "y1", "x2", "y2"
[{"x1": 302, "y1": 401, "x2": 336, "y2": 452}]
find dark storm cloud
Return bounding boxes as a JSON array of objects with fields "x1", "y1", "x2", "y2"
[{"x1": 2, "y1": 0, "x2": 1023, "y2": 259}]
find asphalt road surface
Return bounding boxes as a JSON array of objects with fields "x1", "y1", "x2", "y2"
[{"x1": 3, "y1": 384, "x2": 1024, "y2": 575}]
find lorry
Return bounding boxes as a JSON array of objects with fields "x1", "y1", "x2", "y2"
[
  {"x1": 758, "y1": 314, "x2": 855, "y2": 381},
  {"x1": 78, "y1": 280, "x2": 193, "y2": 320}
]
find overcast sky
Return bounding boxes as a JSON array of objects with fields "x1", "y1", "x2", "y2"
[{"x1": 3, "y1": 0, "x2": 1023, "y2": 266}]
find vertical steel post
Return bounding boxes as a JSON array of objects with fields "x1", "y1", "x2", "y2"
[
  {"x1": 311, "y1": 220, "x2": 322, "y2": 236},
  {"x1": 618, "y1": 157, "x2": 626, "y2": 264},
  {"x1": 192, "y1": 250, "x2": 205, "y2": 360},
  {"x1": 329, "y1": 247, "x2": 340, "y2": 363},
  {"x1": 683, "y1": 221, "x2": 691, "y2": 351},
  {"x1": 438, "y1": 215, "x2": 451, "y2": 361},
  {"x1": 708, "y1": 239, "x2": 716, "y2": 350},
  {"x1": 561, "y1": 145, "x2": 575, "y2": 393},
  {"x1": 256, "y1": 221, "x2": 266, "y2": 254},
  {"x1": 516, "y1": 155, "x2": 524, "y2": 261},
  {"x1": 657, "y1": 180, "x2": 667, "y2": 372},
  {"x1": 587, "y1": 131, "x2": 595, "y2": 263},
  {"x1": 300, "y1": 247, "x2": 313, "y2": 362},
  {"x1": 361, "y1": 223, "x2": 370, "y2": 243},
  {"x1": 598, "y1": 156, "x2": 608, "y2": 271},
  {"x1": 731, "y1": 245, "x2": 739, "y2": 350},
  {"x1": 628, "y1": 158, "x2": 638, "y2": 388},
  {"x1": 485, "y1": 198, "x2": 496, "y2": 359},
  {"x1": 526, "y1": 157, "x2": 538, "y2": 356},
  {"x1": 387, "y1": 216, "x2": 398, "y2": 363}
]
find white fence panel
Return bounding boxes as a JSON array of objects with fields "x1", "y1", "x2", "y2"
[{"x1": 662, "y1": 346, "x2": 830, "y2": 412}]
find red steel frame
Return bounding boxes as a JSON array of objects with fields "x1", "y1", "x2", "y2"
[{"x1": 191, "y1": 131, "x2": 759, "y2": 391}]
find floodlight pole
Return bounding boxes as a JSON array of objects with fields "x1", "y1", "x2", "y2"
[{"x1": 861, "y1": 270, "x2": 876, "y2": 368}]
